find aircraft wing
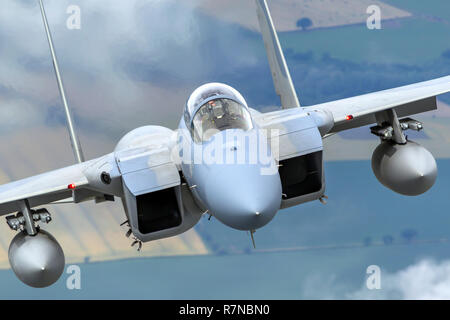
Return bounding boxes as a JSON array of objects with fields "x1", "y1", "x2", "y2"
[
  {"x1": 0, "y1": 164, "x2": 88, "y2": 215},
  {"x1": 308, "y1": 75, "x2": 450, "y2": 134},
  {"x1": 0, "y1": 154, "x2": 118, "y2": 216},
  {"x1": 254, "y1": 75, "x2": 450, "y2": 161}
]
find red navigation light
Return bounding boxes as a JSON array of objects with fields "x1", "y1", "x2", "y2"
[
  {"x1": 68, "y1": 183, "x2": 76, "y2": 190},
  {"x1": 346, "y1": 115, "x2": 354, "y2": 120}
]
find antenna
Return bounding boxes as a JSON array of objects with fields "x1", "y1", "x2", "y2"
[
  {"x1": 250, "y1": 230, "x2": 256, "y2": 249},
  {"x1": 39, "y1": 0, "x2": 85, "y2": 163}
]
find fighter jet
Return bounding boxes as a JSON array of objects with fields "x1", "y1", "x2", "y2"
[{"x1": 1, "y1": 0, "x2": 450, "y2": 287}]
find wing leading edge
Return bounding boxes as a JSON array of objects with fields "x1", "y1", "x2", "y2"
[
  {"x1": 308, "y1": 75, "x2": 450, "y2": 134},
  {"x1": 0, "y1": 152, "x2": 124, "y2": 216},
  {"x1": 256, "y1": 75, "x2": 450, "y2": 140},
  {"x1": 0, "y1": 163, "x2": 90, "y2": 215}
]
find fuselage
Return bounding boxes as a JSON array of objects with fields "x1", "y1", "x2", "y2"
[
  {"x1": 112, "y1": 82, "x2": 326, "y2": 240},
  {"x1": 177, "y1": 83, "x2": 282, "y2": 231},
  {"x1": 178, "y1": 121, "x2": 282, "y2": 231}
]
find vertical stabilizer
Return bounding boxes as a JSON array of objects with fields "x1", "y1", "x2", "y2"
[
  {"x1": 39, "y1": 0, "x2": 85, "y2": 163},
  {"x1": 255, "y1": 0, "x2": 300, "y2": 109}
]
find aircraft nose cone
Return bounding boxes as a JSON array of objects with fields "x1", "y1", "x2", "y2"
[{"x1": 203, "y1": 163, "x2": 282, "y2": 230}]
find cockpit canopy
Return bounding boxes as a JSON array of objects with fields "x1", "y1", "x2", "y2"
[{"x1": 185, "y1": 83, "x2": 253, "y2": 142}]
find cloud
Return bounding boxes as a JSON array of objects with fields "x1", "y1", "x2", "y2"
[
  {"x1": 0, "y1": 97, "x2": 47, "y2": 133},
  {"x1": 300, "y1": 273, "x2": 349, "y2": 299},
  {"x1": 0, "y1": 0, "x2": 262, "y2": 138},
  {"x1": 299, "y1": 259, "x2": 450, "y2": 299},
  {"x1": 349, "y1": 259, "x2": 450, "y2": 299}
]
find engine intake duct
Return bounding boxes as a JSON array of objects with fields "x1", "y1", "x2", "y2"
[{"x1": 279, "y1": 151, "x2": 323, "y2": 199}]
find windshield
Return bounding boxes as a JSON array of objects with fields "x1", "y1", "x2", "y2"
[{"x1": 192, "y1": 98, "x2": 253, "y2": 142}]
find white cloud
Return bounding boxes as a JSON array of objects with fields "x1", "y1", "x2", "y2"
[
  {"x1": 0, "y1": 97, "x2": 46, "y2": 131},
  {"x1": 0, "y1": 0, "x2": 258, "y2": 136},
  {"x1": 349, "y1": 259, "x2": 450, "y2": 300}
]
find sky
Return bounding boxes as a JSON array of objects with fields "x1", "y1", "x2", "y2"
[{"x1": 0, "y1": 0, "x2": 267, "y2": 140}]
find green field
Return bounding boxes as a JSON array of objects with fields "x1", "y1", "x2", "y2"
[
  {"x1": 272, "y1": 0, "x2": 450, "y2": 66},
  {"x1": 386, "y1": 0, "x2": 450, "y2": 21}
]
